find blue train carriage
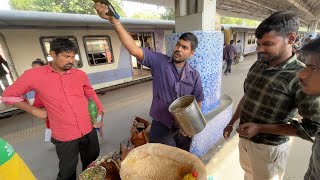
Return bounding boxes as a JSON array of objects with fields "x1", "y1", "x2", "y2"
[
  {"x1": 221, "y1": 24, "x2": 257, "y2": 55},
  {"x1": 0, "y1": 10, "x2": 175, "y2": 113}
]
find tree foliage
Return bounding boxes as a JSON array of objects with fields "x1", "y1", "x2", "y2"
[
  {"x1": 221, "y1": 16, "x2": 260, "y2": 26},
  {"x1": 161, "y1": 7, "x2": 175, "y2": 20},
  {"x1": 244, "y1": 19, "x2": 260, "y2": 27},
  {"x1": 9, "y1": 0, "x2": 126, "y2": 16},
  {"x1": 221, "y1": 16, "x2": 243, "y2": 25}
]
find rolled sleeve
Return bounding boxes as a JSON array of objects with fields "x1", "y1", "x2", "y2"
[{"x1": 1, "y1": 71, "x2": 32, "y2": 105}]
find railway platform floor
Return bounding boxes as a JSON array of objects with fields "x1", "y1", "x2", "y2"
[{"x1": 0, "y1": 54, "x2": 312, "y2": 180}]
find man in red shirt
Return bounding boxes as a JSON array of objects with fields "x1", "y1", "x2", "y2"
[{"x1": 2, "y1": 38, "x2": 104, "y2": 180}]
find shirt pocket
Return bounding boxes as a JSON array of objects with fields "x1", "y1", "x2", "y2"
[{"x1": 180, "y1": 81, "x2": 194, "y2": 96}]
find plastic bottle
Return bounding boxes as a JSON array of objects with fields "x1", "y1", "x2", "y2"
[
  {"x1": 183, "y1": 171, "x2": 198, "y2": 180},
  {"x1": 88, "y1": 98, "x2": 104, "y2": 140},
  {"x1": 88, "y1": 98, "x2": 98, "y2": 124},
  {"x1": 92, "y1": 0, "x2": 120, "y2": 19}
]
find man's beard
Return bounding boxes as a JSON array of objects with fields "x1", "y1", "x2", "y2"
[
  {"x1": 259, "y1": 43, "x2": 287, "y2": 64},
  {"x1": 63, "y1": 63, "x2": 73, "y2": 70},
  {"x1": 173, "y1": 59, "x2": 186, "y2": 64},
  {"x1": 259, "y1": 53, "x2": 281, "y2": 64}
]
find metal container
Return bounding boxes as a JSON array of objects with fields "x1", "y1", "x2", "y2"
[{"x1": 168, "y1": 95, "x2": 206, "y2": 136}]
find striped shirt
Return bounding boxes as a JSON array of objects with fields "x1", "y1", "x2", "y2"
[{"x1": 240, "y1": 55, "x2": 320, "y2": 145}]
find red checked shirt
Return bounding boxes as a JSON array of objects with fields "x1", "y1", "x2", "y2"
[{"x1": 2, "y1": 65, "x2": 104, "y2": 141}]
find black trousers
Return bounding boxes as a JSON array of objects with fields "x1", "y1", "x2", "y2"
[
  {"x1": 224, "y1": 59, "x2": 233, "y2": 74},
  {"x1": 149, "y1": 120, "x2": 192, "y2": 151},
  {"x1": 51, "y1": 129, "x2": 100, "y2": 180}
]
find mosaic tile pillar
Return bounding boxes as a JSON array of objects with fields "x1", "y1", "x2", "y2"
[{"x1": 166, "y1": 31, "x2": 224, "y2": 114}]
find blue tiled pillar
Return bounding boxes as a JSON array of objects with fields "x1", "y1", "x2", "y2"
[{"x1": 166, "y1": 31, "x2": 224, "y2": 114}]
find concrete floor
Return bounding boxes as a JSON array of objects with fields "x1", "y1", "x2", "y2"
[{"x1": 1, "y1": 54, "x2": 313, "y2": 180}]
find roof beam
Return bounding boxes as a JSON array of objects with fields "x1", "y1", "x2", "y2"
[
  {"x1": 243, "y1": 0, "x2": 277, "y2": 12},
  {"x1": 286, "y1": 0, "x2": 316, "y2": 19}
]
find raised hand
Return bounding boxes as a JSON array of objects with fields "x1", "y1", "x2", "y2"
[{"x1": 94, "y1": 2, "x2": 114, "y2": 21}]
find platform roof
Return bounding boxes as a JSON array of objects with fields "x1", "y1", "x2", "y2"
[{"x1": 125, "y1": 0, "x2": 320, "y2": 27}]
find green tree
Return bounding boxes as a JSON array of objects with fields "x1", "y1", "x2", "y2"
[
  {"x1": 9, "y1": 0, "x2": 126, "y2": 16},
  {"x1": 244, "y1": 19, "x2": 260, "y2": 27},
  {"x1": 220, "y1": 16, "x2": 242, "y2": 25},
  {"x1": 221, "y1": 16, "x2": 260, "y2": 26},
  {"x1": 161, "y1": 7, "x2": 175, "y2": 20}
]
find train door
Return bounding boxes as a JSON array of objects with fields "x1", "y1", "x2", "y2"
[
  {"x1": 130, "y1": 32, "x2": 154, "y2": 79},
  {"x1": 232, "y1": 32, "x2": 237, "y2": 42},
  {"x1": 0, "y1": 34, "x2": 18, "y2": 113},
  {"x1": 237, "y1": 32, "x2": 245, "y2": 54}
]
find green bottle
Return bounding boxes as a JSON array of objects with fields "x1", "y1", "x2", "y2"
[{"x1": 88, "y1": 98, "x2": 98, "y2": 124}]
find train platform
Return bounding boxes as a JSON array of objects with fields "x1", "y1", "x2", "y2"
[{"x1": 0, "y1": 54, "x2": 312, "y2": 180}]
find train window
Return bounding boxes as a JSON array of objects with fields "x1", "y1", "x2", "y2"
[
  {"x1": 252, "y1": 35, "x2": 256, "y2": 44},
  {"x1": 247, "y1": 34, "x2": 252, "y2": 44},
  {"x1": 130, "y1": 32, "x2": 155, "y2": 51},
  {"x1": 83, "y1": 36, "x2": 114, "y2": 66},
  {"x1": 39, "y1": 36, "x2": 83, "y2": 68},
  {"x1": 129, "y1": 32, "x2": 155, "y2": 70}
]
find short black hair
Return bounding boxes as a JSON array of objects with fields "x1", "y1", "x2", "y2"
[
  {"x1": 50, "y1": 38, "x2": 78, "y2": 55},
  {"x1": 179, "y1": 32, "x2": 198, "y2": 51},
  {"x1": 237, "y1": 40, "x2": 241, "y2": 43},
  {"x1": 230, "y1": 40, "x2": 234, "y2": 44},
  {"x1": 255, "y1": 11, "x2": 299, "y2": 39},
  {"x1": 300, "y1": 37, "x2": 320, "y2": 54},
  {"x1": 32, "y1": 59, "x2": 45, "y2": 66}
]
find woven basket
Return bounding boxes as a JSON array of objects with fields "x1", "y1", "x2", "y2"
[{"x1": 120, "y1": 143, "x2": 206, "y2": 180}]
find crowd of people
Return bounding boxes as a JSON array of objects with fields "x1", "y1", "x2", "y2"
[{"x1": 0, "y1": 2, "x2": 320, "y2": 180}]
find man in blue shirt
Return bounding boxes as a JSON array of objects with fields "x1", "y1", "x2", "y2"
[{"x1": 94, "y1": 2, "x2": 204, "y2": 151}]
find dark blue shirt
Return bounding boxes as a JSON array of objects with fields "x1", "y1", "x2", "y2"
[{"x1": 141, "y1": 48, "x2": 204, "y2": 128}]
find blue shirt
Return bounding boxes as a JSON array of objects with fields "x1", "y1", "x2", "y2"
[{"x1": 141, "y1": 48, "x2": 204, "y2": 128}]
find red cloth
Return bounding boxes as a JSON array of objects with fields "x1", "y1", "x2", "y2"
[{"x1": 2, "y1": 65, "x2": 104, "y2": 141}]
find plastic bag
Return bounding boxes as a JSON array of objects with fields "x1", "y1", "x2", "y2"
[{"x1": 239, "y1": 55, "x2": 244, "y2": 62}]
